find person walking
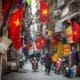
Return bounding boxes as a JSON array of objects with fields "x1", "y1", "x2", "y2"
[
  {"x1": 44, "y1": 51, "x2": 52, "y2": 75},
  {"x1": 72, "y1": 64, "x2": 77, "y2": 80},
  {"x1": 22, "y1": 45, "x2": 28, "y2": 62}
]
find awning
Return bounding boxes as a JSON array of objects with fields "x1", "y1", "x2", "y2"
[
  {"x1": 57, "y1": 12, "x2": 80, "y2": 23},
  {"x1": 0, "y1": 36, "x2": 12, "y2": 54},
  {"x1": 55, "y1": 12, "x2": 80, "y2": 32}
]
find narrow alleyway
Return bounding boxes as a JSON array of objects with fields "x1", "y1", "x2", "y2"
[
  {"x1": 1, "y1": 0, "x2": 80, "y2": 80},
  {"x1": 3, "y1": 61, "x2": 80, "y2": 80}
]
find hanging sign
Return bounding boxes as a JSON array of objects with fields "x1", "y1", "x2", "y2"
[{"x1": 63, "y1": 44, "x2": 71, "y2": 56}]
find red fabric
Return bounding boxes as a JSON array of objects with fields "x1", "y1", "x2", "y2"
[
  {"x1": 52, "y1": 36, "x2": 59, "y2": 46},
  {"x1": 12, "y1": 38, "x2": 22, "y2": 50},
  {"x1": 8, "y1": 8, "x2": 23, "y2": 50},
  {"x1": 2, "y1": 0, "x2": 11, "y2": 17},
  {"x1": 13, "y1": 0, "x2": 18, "y2": 6},
  {"x1": 8, "y1": 8, "x2": 23, "y2": 28},
  {"x1": 2, "y1": 0, "x2": 18, "y2": 17},
  {"x1": 39, "y1": 1, "x2": 49, "y2": 24},
  {"x1": 72, "y1": 21, "x2": 80, "y2": 44}
]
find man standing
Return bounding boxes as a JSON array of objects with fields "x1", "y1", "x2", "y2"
[
  {"x1": 44, "y1": 52, "x2": 52, "y2": 75},
  {"x1": 22, "y1": 45, "x2": 28, "y2": 62}
]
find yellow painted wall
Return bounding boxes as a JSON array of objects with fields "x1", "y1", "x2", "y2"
[
  {"x1": 57, "y1": 42, "x2": 64, "y2": 58},
  {"x1": 53, "y1": 41, "x2": 72, "y2": 58},
  {"x1": 54, "y1": 41, "x2": 64, "y2": 58}
]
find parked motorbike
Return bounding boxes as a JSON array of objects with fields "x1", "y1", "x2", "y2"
[
  {"x1": 55, "y1": 61, "x2": 62, "y2": 74},
  {"x1": 31, "y1": 57, "x2": 38, "y2": 72},
  {"x1": 62, "y1": 65, "x2": 70, "y2": 77},
  {"x1": 19, "y1": 54, "x2": 25, "y2": 68}
]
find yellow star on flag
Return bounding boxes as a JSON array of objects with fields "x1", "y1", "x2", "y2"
[
  {"x1": 42, "y1": 9, "x2": 48, "y2": 15},
  {"x1": 14, "y1": 18, "x2": 20, "y2": 27}
]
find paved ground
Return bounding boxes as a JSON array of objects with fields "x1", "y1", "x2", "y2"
[{"x1": 3, "y1": 61, "x2": 80, "y2": 80}]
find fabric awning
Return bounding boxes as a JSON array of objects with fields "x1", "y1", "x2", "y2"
[
  {"x1": 55, "y1": 12, "x2": 80, "y2": 32},
  {"x1": 57, "y1": 12, "x2": 80, "y2": 23},
  {"x1": 0, "y1": 36, "x2": 12, "y2": 54}
]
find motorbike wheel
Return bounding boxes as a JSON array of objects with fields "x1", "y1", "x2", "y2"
[{"x1": 32, "y1": 64, "x2": 38, "y2": 72}]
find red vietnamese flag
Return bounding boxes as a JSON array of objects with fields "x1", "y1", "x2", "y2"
[
  {"x1": 72, "y1": 21, "x2": 80, "y2": 44},
  {"x1": 8, "y1": 8, "x2": 23, "y2": 30},
  {"x1": 36, "y1": 36, "x2": 46, "y2": 49},
  {"x1": 39, "y1": 1, "x2": 49, "y2": 24},
  {"x1": 12, "y1": 37, "x2": 22, "y2": 50},
  {"x1": 39, "y1": 36, "x2": 46, "y2": 47},
  {"x1": 8, "y1": 8, "x2": 23, "y2": 50},
  {"x1": 36, "y1": 39, "x2": 42, "y2": 50}
]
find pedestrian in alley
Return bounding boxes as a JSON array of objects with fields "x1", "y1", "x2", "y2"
[
  {"x1": 22, "y1": 44, "x2": 29, "y2": 62},
  {"x1": 72, "y1": 64, "x2": 77, "y2": 80},
  {"x1": 44, "y1": 51, "x2": 52, "y2": 75}
]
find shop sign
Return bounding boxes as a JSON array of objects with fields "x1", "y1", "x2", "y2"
[
  {"x1": 63, "y1": 44, "x2": 71, "y2": 56},
  {"x1": 55, "y1": 22, "x2": 65, "y2": 32},
  {"x1": 65, "y1": 26, "x2": 74, "y2": 43}
]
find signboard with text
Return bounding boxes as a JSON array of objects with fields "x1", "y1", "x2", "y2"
[{"x1": 63, "y1": 44, "x2": 71, "y2": 56}]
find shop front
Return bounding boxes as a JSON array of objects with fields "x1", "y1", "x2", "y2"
[{"x1": 54, "y1": 12, "x2": 80, "y2": 76}]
